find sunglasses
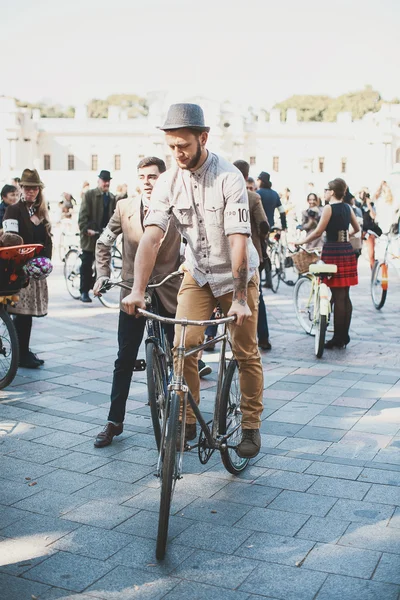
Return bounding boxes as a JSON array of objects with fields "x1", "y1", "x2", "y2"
[{"x1": 324, "y1": 188, "x2": 332, "y2": 192}]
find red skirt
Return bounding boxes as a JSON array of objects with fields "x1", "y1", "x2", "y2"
[{"x1": 321, "y1": 242, "x2": 358, "y2": 288}]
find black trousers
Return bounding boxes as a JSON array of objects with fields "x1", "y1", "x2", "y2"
[
  {"x1": 108, "y1": 303, "x2": 175, "y2": 424},
  {"x1": 80, "y1": 250, "x2": 94, "y2": 293}
]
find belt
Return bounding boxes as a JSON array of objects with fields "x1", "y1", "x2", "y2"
[{"x1": 337, "y1": 230, "x2": 349, "y2": 242}]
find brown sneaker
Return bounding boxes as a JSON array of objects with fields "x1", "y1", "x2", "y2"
[
  {"x1": 94, "y1": 422, "x2": 123, "y2": 448},
  {"x1": 236, "y1": 429, "x2": 261, "y2": 458},
  {"x1": 176, "y1": 422, "x2": 197, "y2": 449}
]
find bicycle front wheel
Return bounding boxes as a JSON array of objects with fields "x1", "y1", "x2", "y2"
[
  {"x1": 371, "y1": 261, "x2": 387, "y2": 310},
  {"x1": 146, "y1": 341, "x2": 167, "y2": 452},
  {"x1": 315, "y1": 314, "x2": 327, "y2": 359},
  {"x1": 0, "y1": 308, "x2": 19, "y2": 390},
  {"x1": 270, "y1": 248, "x2": 281, "y2": 293},
  {"x1": 294, "y1": 275, "x2": 315, "y2": 335},
  {"x1": 219, "y1": 360, "x2": 249, "y2": 475},
  {"x1": 156, "y1": 391, "x2": 180, "y2": 560},
  {"x1": 98, "y1": 246, "x2": 122, "y2": 309},
  {"x1": 63, "y1": 249, "x2": 81, "y2": 299}
]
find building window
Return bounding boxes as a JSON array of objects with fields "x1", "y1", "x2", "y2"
[
  {"x1": 43, "y1": 154, "x2": 51, "y2": 170},
  {"x1": 341, "y1": 157, "x2": 347, "y2": 173},
  {"x1": 272, "y1": 156, "x2": 279, "y2": 172},
  {"x1": 91, "y1": 154, "x2": 98, "y2": 171},
  {"x1": 68, "y1": 154, "x2": 75, "y2": 170},
  {"x1": 249, "y1": 156, "x2": 256, "y2": 165},
  {"x1": 114, "y1": 154, "x2": 121, "y2": 170},
  {"x1": 396, "y1": 148, "x2": 400, "y2": 163},
  {"x1": 318, "y1": 157, "x2": 324, "y2": 173}
]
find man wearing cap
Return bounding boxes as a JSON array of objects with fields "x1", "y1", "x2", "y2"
[
  {"x1": 122, "y1": 103, "x2": 264, "y2": 458},
  {"x1": 78, "y1": 170, "x2": 116, "y2": 302}
]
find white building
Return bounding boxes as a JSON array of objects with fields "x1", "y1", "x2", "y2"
[{"x1": 1, "y1": 94, "x2": 400, "y2": 206}]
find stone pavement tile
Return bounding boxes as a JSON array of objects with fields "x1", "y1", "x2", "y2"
[
  {"x1": 41, "y1": 400, "x2": 96, "y2": 415},
  {"x1": 50, "y1": 524, "x2": 133, "y2": 561},
  {"x1": 373, "y1": 553, "x2": 400, "y2": 585},
  {"x1": 72, "y1": 479, "x2": 146, "y2": 505},
  {"x1": 13, "y1": 381, "x2": 66, "y2": 394},
  {"x1": 263, "y1": 389, "x2": 298, "y2": 400},
  {"x1": 341, "y1": 388, "x2": 380, "y2": 399},
  {"x1": 85, "y1": 565, "x2": 179, "y2": 600},
  {"x1": 372, "y1": 447, "x2": 400, "y2": 465},
  {"x1": 294, "y1": 368, "x2": 333, "y2": 377},
  {"x1": 281, "y1": 374, "x2": 323, "y2": 385},
  {"x1": 0, "y1": 536, "x2": 57, "y2": 576},
  {"x1": 38, "y1": 589, "x2": 103, "y2": 600},
  {"x1": 202, "y1": 463, "x2": 267, "y2": 483},
  {"x1": 363, "y1": 374, "x2": 400, "y2": 384},
  {"x1": 173, "y1": 521, "x2": 251, "y2": 554},
  {"x1": 46, "y1": 452, "x2": 111, "y2": 474},
  {"x1": 175, "y1": 497, "x2": 250, "y2": 527},
  {"x1": 305, "y1": 462, "x2": 363, "y2": 480},
  {"x1": 239, "y1": 562, "x2": 327, "y2": 600},
  {"x1": 13, "y1": 489, "x2": 88, "y2": 517},
  {"x1": 358, "y1": 467, "x2": 400, "y2": 486},
  {"x1": 9, "y1": 441, "x2": 72, "y2": 465},
  {"x1": 115, "y1": 510, "x2": 193, "y2": 540},
  {"x1": 164, "y1": 473, "x2": 229, "y2": 498},
  {"x1": 1, "y1": 477, "x2": 41, "y2": 505},
  {"x1": 33, "y1": 430, "x2": 87, "y2": 449},
  {"x1": 23, "y1": 551, "x2": 113, "y2": 593},
  {"x1": 351, "y1": 381, "x2": 393, "y2": 393},
  {"x1": 266, "y1": 403, "x2": 326, "y2": 425},
  {"x1": 0, "y1": 505, "x2": 28, "y2": 528},
  {"x1": 0, "y1": 572, "x2": 50, "y2": 600},
  {"x1": 277, "y1": 438, "x2": 331, "y2": 455},
  {"x1": 332, "y1": 397, "x2": 378, "y2": 409},
  {"x1": 314, "y1": 378, "x2": 357, "y2": 389},
  {"x1": 107, "y1": 536, "x2": 190, "y2": 574},
  {"x1": 267, "y1": 381, "x2": 311, "y2": 393},
  {"x1": 259, "y1": 432, "x2": 286, "y2": 447},
  {"x1": 0, "y1": 512, "x2": 80, "y2": 544},
  {"x1": 123, "y1": 486, "x2": 199, "y2": 514},
  {"x1": 326, "y1": 498, "x2": 395, "y2": 524},
  {"x1": 61, "y1": 499, "x2": 139, "y2": 529},
  {"x1": 36, "y1": 469, "x2": 98, "y2": 494},
  {"x1": 295, "y1": 425, "x2": 346, "y2": 442},
  {"x1": 111, "y1": 446, "x2": 159, "y2": 466},
  {"x1": 235, "y1": 531, "x2": 315, "y2": 566},
  {"x1": 388, "y1": 506, "x2": 400, "y2": 528},
  {"x1": 315, "y1": 573, "x2": 399, "y2": 600},
  {"x1": 296, "y1": 516, "x2": 350, "y2": 543},
  {"x1": 69, "y1": 436, "x2": 137, "y2": 457},
  {"x1": 302, "y1": 542, "x2": 381, "y2": 578},
  {"x1": 256, "y1": 469, "x2": 317, "y2": 492},
  {"x1": 268, "y1": 491, "x2": 338, "y2": 517},
  {"x1": 213, "y1": 481, "x2": 281, "y2": 507},
  {"x1": 235, "y1": 506, "x2": 309, "y2": 536},
  {"x1": 164, "y1": 580, "x2": 250, "y2": 600},
  {"x1": 17, "y1": 412, "x2": 65, "y2": 426},
  {"x1": 291, "y1": 392, "x2": 336, "y2": 405},
  {"x1": 48, "y1": 417, "x2": 105, "y2": 434},
  {"x1": 88, "y1": 459, "x2": 153, "y2": 484},
  {"x1": 307, "y1": 476, "x2": 371, "y2": 500},
  {"x1": 262, "y1": 421, "x2": 303, "y2": 436},
  {"x1": 0, "y1": 454, "x2": 56, "y2": 481},
  {"x1": 322, "y1": 442, "x2": 378, "y2": 462},
  {"x1": 171, "y1": 549, "x2": 257, "y2": 589},
  {"x1": 353, "y1": 417, "x2": 400, "y2": 436},
  {"x1": 363, "y1": 483, "x2": 400, "y2": 505},
  {"x1": 254, "y1": 454, "x2": 312, "y2": 472},
  {"x1": 297, "y1": 386, "x2": 343, "y2": 400}
]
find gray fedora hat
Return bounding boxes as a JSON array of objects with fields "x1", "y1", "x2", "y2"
[{"x1": 158, "y1": 103, "x2": 210, "y2": 132}]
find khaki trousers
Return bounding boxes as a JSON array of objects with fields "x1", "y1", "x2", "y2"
[{"x1": 173, "y1": 271, "x2": 264, "y2": 430}]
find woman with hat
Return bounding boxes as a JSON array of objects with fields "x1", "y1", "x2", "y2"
[{"x1": 2, "y1": 169, "x2": 52, "y2": 368}]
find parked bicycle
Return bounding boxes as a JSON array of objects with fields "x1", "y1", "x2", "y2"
[
  {"x1": 293, "y1": 246, "x2": 337, "y2": 358},
  {"x1": 267, "y1": 228, "x2": 299, "y2": 292},
  {"x1": 371, "y1": 232, "x2": 400, "y2": 310}
]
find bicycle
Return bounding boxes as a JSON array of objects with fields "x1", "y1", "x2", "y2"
[
  {"x1": 267, "y1": 228, "x2": 299, "y2": 292},
  {"x1": 63, "y1": 239, "x2": 122, "y2": 309},
  {"x1": 293, "y1": 246, "x2": 337, "y2": 358},
  {"x1": 371, "y1": 232, "x2": 400, "y2": 310}
]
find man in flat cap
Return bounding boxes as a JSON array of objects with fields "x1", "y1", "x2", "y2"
[{"x1": 122, "y1": 103, "x2": 264, "y2": 459}]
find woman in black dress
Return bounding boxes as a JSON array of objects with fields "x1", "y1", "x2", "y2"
[
  {"x1": 302, "y1": 178, "x2": 360, "y2": 349},
  {"x1": 3, "y1": 169, "x2": 52, "y2": 368}
]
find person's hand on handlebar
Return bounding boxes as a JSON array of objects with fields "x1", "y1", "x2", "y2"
[
  {"x1": 122, "y1": 291, "x2": 146, "y2": 316},
  {"x1": 228, "y1": 300, "x2": 251, "y2": 326},
  {"x1": 93, "y1": 276, "x2": 109, "y2": 297}
]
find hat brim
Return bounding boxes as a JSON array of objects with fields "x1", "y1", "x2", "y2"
[
  {"x1": 20, "y1": 181, "x2": 45, "y2": 188},
  {"x1": 157, "y1": 124, "x2": 210, "y2": 132}
]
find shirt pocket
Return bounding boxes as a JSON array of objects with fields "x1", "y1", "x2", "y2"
[
  {"x1": 172, "y1": 205, "x2": 193, "y2": 228},
  {"x1": 205, "y1": 206, "x2": 224, "y2": 228}
]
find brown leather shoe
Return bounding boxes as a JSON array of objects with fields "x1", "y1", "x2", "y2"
[{"x1": 94, "y1": 422, "x2": 123, "y2": 448}]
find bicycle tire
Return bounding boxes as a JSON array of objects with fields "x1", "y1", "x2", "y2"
[
  {"x1": 156, "y1": 391, "x2": 180, "y2": 560},
  {"x1": 294, "y1": 275, "x2": 315, "y2": 335},
  {"x1": 315, "y1": 314, "x2": 327, "y2": 359},
  {"x1": 371, "y1": 261, "x2": 387, "y2": 310},
  {"x1": 0, "y1": 309, "x2": 19, "y2": 390},
  {"x1": 219, "y1": 360, "x2": 249, "y2": 475},
  {"x1": 146, "y1": 341, "x2": 167, "y2": 452},
  {"x1": 270, "y1": 248, "x2": 281, "y2": 293},
  {"x1": 98, "y1": 246, "x2": 122, "y2": 309},
  {"x1": 63, "y1": 249, "x2": 81, "y2": 299},
  {"x1": 58, "y1": 231, "x2": 67, "y2": 261}
]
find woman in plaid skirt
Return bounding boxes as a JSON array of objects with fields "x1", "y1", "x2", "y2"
[{"x1": 302, "y1": 178, "x2": 360, "y2": 349}]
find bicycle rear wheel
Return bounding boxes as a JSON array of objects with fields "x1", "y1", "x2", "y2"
[
  {"x1": 294, "y1": 275, "x2": 315, "y2": 335},
  {"x1": 315, "y1": 314, "x2": 327, "y2": 359},
  {"x1": 219, "y1": 360, "x2": 249, "y2": 475},
  {"x1": 371, "y1": 260, "x2": 387, "y2": 310},
  {"x1": 146, "y1": 341, "x2": 167, "y2": 452},
  {"x1": 98, "y1": 246, "x2": 122, "y2": 309},
  {"x1": 270, "y1": 248, "x2": 281, "y2": 293},
  {"x1": 63, "y1": 249, "x2": 81, "y2": 299},
  {"x1": 156, "y1": 391, "x2": 180, "y2": 560},
  {"x1": 0, "y1": 308, "x2": 19, "y2": 389}
]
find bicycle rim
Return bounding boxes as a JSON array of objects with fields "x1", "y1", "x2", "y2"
[
  {"x1": 219, "y1": 360, "x2": 249, "y2": 475},
  {"x1": 270, "y1": 249, "x2": 281, "y2": 293},
  {"x1": 99, "y1": 247, "x2": 123, "y2": 308},
  {"x1": 371, "y1": 261, "x2": 387, "y2": 310},
  {"x1": 315, "y1": 314, "x2": 327, "y2": 358},
  {"x1": 63, "y1": 249, "x2": 81, "y2": 299},
  {"x1": 146, "y1": 342, "x2": 167, "y2": 452},
  {"x1": 294, "y1": 276, "x2": 315, "y2": 335},
  {"x1": 0, "y1": 309, "x2": 19, "y2": 389},
  {"x1": 156, "y1": 392, "x2": 180, "y2": 560}
]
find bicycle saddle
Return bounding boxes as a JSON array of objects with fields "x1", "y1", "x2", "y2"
[{"x1": 309, "y1": 263, "x2": 337, "y2": 274}]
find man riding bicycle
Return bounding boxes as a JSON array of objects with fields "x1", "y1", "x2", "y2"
[{"x1": 123, "y1": 103, "x2": 264, "y2": 459}]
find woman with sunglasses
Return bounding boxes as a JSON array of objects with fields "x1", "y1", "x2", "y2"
[{"x1": 302, "y1": 178, "x2": 360, "y2": 349}]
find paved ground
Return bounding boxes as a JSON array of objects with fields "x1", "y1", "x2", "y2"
[{"x1": 1, "y1": 247, "x2": 400, "y2": 600}]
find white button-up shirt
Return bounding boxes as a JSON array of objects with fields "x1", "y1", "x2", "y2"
[{"x1": 144, "y1": 151, "x2": 259, "y2": 297}]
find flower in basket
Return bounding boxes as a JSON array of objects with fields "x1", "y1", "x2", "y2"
[{"x1": 23, "y1": 257, "x2": 53, "y2": 281}]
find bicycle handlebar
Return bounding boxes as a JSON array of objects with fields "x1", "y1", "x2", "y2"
[
  {"x1": 295, "y1": 245, "x2": 322, "y2": 256},
  {"x1": 136, "y1": 308, "x2": 236, "y2": 327},
  {"x1": 99, "y1": 269, "x2": 183, "y2": 293}
]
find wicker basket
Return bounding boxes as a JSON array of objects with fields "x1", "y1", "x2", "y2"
[{"x1": 292, "y1": 250, "x2": 319, "y2": 274}]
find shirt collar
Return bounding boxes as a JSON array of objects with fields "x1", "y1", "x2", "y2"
[{"x1": 189, "y1": 150, "x2": 212, "y2": 179}]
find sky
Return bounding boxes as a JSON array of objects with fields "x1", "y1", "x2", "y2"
[{"x1": 1, "y1": 0, "x2": 400, "y2": 110}]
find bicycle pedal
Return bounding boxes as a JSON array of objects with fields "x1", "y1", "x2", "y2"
[{"x1": 133, "y1": 359, "x2": 146, "y2": 371}]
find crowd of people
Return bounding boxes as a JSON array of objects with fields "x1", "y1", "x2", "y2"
[{"x1": 1, "y1": 102, "x2": 399, "y2": 458}]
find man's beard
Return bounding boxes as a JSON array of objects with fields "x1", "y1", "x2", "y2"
[{"x1": 180, "y1": 141, "x2": 202, "y2": 170}]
